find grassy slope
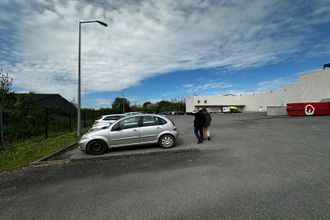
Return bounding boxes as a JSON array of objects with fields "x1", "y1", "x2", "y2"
[{"x1": 0, "y1": 130, "x2": 87, "y2": 172}]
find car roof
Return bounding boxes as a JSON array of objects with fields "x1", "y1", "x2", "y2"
[
  {"x1": 101, "y1": 114, "x2": 126, "y2": 117},
  {"x1": 118, "y1": 113, "x2": 168, "y2": 120},
  {"x1": 107, "y1": 114, "x2": 170, "y2": 129}
]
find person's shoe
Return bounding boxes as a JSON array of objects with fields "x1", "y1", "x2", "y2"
[
  {"x1": 208, "y1": 137, "x2": 211, "y2": 141},
  {"x1": 198, "y1": 140, "x2": 203, "y2": 144}
]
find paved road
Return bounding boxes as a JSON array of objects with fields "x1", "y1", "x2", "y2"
[{"x1": 1, "y1": 113, "x2": 330, "y2": 219}]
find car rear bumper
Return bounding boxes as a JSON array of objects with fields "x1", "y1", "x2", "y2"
[{"x1": 171, "y1": 131, "x2": 179, "y2": 140}]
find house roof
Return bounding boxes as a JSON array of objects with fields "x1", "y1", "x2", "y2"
[{"x1": 17, "y1": 93, "x2": 74, "y2": 109}]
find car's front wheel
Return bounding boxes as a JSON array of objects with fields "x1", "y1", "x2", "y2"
[
  {"x1": 159, "y1": 134, "x2": 175, "y2": 149},
  {"x1": 87, "y1": 140, "x2": 108, "y2": 155}
]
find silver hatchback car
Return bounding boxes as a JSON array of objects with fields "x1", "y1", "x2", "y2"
[{"x1": 78, "y1": 114, "x2": 178, "y2": 155}]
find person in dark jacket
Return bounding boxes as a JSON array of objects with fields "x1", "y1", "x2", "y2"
[
  {"x1": 187, "y1": 108, "x2": 206, "y2": 144},
  {"x1": 203, "y1": 108, "x2": 212, "y2": 141}
]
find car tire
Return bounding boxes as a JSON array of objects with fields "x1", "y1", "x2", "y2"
[
  {"x1": 159, "y1": 134, "x2": 175, "y2": 149},
  {"x1": 87, "y1": 140, "x2": 108, "y2": 155}
]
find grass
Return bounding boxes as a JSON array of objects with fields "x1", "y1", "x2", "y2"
[{"x1": 0, "y1": 129, "x2": 88, "y2": 172}]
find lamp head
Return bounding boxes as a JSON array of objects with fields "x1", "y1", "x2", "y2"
[{"x1": 96, "y1": 20, "x2": 108, "y2": 27}]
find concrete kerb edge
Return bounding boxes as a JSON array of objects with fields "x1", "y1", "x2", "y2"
[
  {"x1": 31, "y1": 142, "x2": 77, "y2": 165},
  {"x1": 71, "y1": 147, "x2": 200, "y2": 162}
]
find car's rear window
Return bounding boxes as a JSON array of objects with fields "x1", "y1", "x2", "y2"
[
  {"x1": 157, "y1": 117, "x2": 167, "y2": 125},
  {"x1": 142, "y1": 116, "x2": 158, "y2": 126},
  {"x1": 104, "y1": 116, "x2": 121, "y2": 120},
  {"x1": 141, "y1": 116, "x2": 168, "y2": 126}
]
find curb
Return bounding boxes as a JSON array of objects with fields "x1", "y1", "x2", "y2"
[
  {"x1": 31, "y1": 142, "x2": 77, "y2": 165},
  {"x1": 71, "y1": 147, "x2": 200, "y2": 162}
]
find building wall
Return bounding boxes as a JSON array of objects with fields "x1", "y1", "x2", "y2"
[
  {"x1": 185, "y1": 96, "x2": 195, "y2": 112},
  {"x1": 185, "y1": 69, "x2": 330, "y2": 112},
  {"x1": 186, "y1": 95, "x2": 241, "y2": 112},
  {"x1": 299, "y1": 70, "x2": 330, "y2": 102}
]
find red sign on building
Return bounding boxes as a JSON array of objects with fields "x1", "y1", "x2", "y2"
[{"x1": 287, "y1": 102, "x2": 330, "y2": 116}]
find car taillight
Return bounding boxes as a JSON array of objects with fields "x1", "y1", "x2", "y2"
[
  {"x1": 173, "y1": 125, "x2": 177, "y2": 131},
  {"x1": 170, "y1": 120, "x2": 177, "y2": 131}
]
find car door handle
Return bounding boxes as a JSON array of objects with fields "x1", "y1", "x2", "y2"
[
  {"x1": 133, "y1": 129, "x2": 138, "y2": 132},
  {"x1": 156, "y1": 127, "x2": 161, "y2": 130}
]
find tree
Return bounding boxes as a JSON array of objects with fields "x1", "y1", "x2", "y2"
[
  {"x1": 0, "y1": 68, "x2": 13, "y2": 95},
  {"x1": 142, "y1": 101, "x2": 151, "y2": 109},
  {"x1": 0, "y1": 69, "x2": 14, "y2": 108},
  {"x1": 142, "y1": 101, "x2": 151, "y2": 112},
  {"x1": 0, "y1": 68, "x2": 13, "y2": 150},
  {"x1": 130, "y1": 104, "x2": 143, "y2": 112},
  {"x1": 112, "y1": 97, "x2": 130, "y2": 113},
  {"x1": 144, "y1": 102, "x2": 159, "y2": 113}
]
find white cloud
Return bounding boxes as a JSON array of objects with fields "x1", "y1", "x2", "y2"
[
  {"x1": 256, "y1": 77, "x2": 297, "y2": 92},
  {"x1": 181, "y1": 80, "x2": 233, "y2": 94},
  {"x1": 94, "y1": 98, "x2": 113, "y2": 107},
  {"x1": 1, "y1": 0, "x2": 330, "y2": 102},
  {"x1": 255, "y1": 68, "x2": 322, "y2": 93}
]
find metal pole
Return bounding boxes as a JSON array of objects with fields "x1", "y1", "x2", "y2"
[
  {"x1": 77, "y1": 20, "x2": 107, "y2": 136},
  {"x1": 77, "y1": 22, "x2": 81, "y2": 136},
  {"x1": 122, "y1": 89, "x2": 125, "y2": 113},
  {"x1": 83, "y1": 109, "x2": 86, "y2": 128},
  {"x1": 69, "y1": 110, "x2": 72, "y2": 132},
  {"x1": 45, "y1": 108, "x2": 48, "y2": 139},
  {"x1": 0, "y1": 108, "x2": 4, "y2": 150}
]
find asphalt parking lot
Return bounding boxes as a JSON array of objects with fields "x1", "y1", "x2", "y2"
[{"x1": 1, "y1": 113, "x2": 330, "y2": 219}]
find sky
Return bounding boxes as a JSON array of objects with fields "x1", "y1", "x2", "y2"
[{"x1": 0, "y1": 0, "x2": 329, "y2": 108}]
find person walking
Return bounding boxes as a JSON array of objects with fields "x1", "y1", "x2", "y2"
[
  {"x1": 203, "y1": 108, "x2": 212, "y2": 141},
  {"x1": 187, "y1": 108, "x2": 206, "y2": 144}
]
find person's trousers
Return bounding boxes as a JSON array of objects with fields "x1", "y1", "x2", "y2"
[
  {"x1": 203, "y1": 126, "x2": 210, "y2": 138},
  {"x1": 194, "y1": 126, "x2": 204, "y2": 142}
]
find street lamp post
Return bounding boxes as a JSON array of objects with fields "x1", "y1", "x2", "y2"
[
  {"x1": 77, "y1": 20, "x2": 107, "y2": 136},
  {"x1": 122, "y1": 89, "x2": 125, "y2": 113}
]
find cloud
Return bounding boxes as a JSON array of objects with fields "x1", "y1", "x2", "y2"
[
  {"x1": 94, "y1": 98, "x2": 113, "y2": 107},
  {"x1": 1, "y1": 0, "x2": 330, "y2": 101},
  {"x1": 256, "y1": 77, "x2": 297, "y2": 92},
  {"x1": 181, "y1": 80, "x2": 233, "y2": 95},
  {"x1": 255, "y1": 68, "x2": 322, "y2": 93}
]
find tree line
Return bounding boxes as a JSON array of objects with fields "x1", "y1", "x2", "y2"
[{"x1": 107, "y1": 97, "x2": 185, "y2": 114}]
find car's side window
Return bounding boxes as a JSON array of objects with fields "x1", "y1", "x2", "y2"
[
  {"x1": 142, "y1": 116, "x2": 159, "y2": 127},
  {"x1": 119, "y1": 117, "x2": 140, "y2": 129}
]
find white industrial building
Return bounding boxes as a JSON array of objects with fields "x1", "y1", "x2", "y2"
[{"x1": 185, "y1": 68, "x2": 330, "y2": 113}]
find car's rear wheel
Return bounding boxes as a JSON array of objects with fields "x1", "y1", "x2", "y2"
[
  {"x1": 87, "y1": 140, "x2": 108, "y2": 155},
  {"x1": 159, "y1": 134, "x2": 175, "y2": 149}
]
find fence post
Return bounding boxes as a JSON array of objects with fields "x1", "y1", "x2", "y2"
[
  {"x1": 83, "y1": 109, "x2": 86, "y2": 128},
  {"x1": 0, "y1": 108, "x2": 4, "y2": 150},
  {"x1": 69, "y1": 110, "x2": 72, "y2": 132},
  {"x1": 44, "y1": 108, "x2": 48, "y2": 139}
]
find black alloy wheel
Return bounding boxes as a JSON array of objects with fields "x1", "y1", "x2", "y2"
[{"x1": 87, "y1": 140, "x2": 108, "y2": 155}]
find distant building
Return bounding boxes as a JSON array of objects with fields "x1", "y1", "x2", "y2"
[
  {"x1": 185, "y1": 68, "x2": 330, "y2": 112},
  {"x1": 323, "y1": 63, "x2": 330, "y2": 69},
  {"x1": 17, "y1": 93, "x2": 74, "y2": 109}
]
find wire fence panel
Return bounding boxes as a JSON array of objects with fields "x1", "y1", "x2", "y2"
[{"x1": 2, "y1": 107, "x2": 98, "y2": 143}]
